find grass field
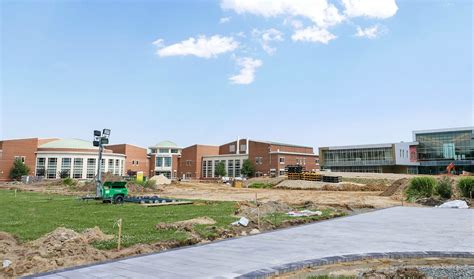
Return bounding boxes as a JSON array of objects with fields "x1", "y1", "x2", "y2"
[{"x1": 0, "y1": 189, "x2": 237, "y2": 249}]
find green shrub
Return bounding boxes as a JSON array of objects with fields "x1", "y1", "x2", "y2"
[
  {"x1": 436, "y1": 176, "x2": 452, "y2": 199},
  {"x1": 406, "y1": 177, "x2": 437, "y2": 200},
  {"x1": 63, "y1": 177, "x2": 76, "y2": 186},
  {"x1": 458, "y1": 177, "x2": 474, "y2": 198},
  {"x1": 248, "y1": 182, "x2": 273, "y2": 189},
  {"x1": 9, "y1": 158, "x2": 30, "y2": 180}
]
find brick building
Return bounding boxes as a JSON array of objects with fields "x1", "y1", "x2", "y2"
[
  {"x1": 148, "y1": 141, "x2": 182, "y2": 179},
  {"x1": 105, "y1": 144, "x2": 149, "y2": 176},
  {"x1": 179, "y1": 138, "x2": 319, "y2": 179},
  {"x1": 0, "y1": 138, "x2": 147, "y2": 181}
]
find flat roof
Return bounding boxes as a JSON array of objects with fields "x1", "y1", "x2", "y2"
[{"x1": 412, "y1": 127, "x2": 474, "y2": 140}]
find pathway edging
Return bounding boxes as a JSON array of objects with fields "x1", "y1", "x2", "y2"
[{"x1": 237, "y1": 251, "x2": 474, "y2": 279}]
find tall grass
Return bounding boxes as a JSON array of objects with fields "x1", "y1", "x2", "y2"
[
  {"x1": 405, "y1": 177, "x2": 437, "y2": 200},
  {"x1": 458, "y1": 177, "x2": 474, "y2": 198},
  {"x1": 436, "y1": 176, "x2": 452, "y2": 199}
]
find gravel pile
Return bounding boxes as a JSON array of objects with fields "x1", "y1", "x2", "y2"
[{"x1": 418, "y1": 265, "x2": 474, "y2": 279}]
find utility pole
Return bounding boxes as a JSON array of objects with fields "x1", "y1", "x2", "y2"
[{"x1": 93, "y1": 129, "x2": 111, "y2": 197}]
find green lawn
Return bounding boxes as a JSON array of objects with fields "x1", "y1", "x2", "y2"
[{"x1": 0, "y1": 190, "x2": 237, "y2": 249}]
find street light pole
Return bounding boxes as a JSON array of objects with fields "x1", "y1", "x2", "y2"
[{"x1": 93, "y1": 129, "x2": 111, "y2": 197}]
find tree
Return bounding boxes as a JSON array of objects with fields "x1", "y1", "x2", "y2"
[
  {"x1": 9, "y1": 158, "x2": 30, "y2": 180},
  {"x1": 214, "y1": 161, "x2": 227, "y2": 177},
  {"x1": 241, "y1": 159, "x2": 254, "y2": 177}
]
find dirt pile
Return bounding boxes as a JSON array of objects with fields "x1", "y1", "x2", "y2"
[
  {"x1": 150, "y1": 174, "x2": 171, "y2": 185},
  {"x1": 1, "y1": 227, "x2": 112, "y2": 278},
  {"x1": 380, "y1": 178, "x2": 410, "y2": 198},
  {"x1": 236, "y1": 201, "x2": 292, "y2": 222},
  {"x1": 275, "y1": 180, "x2": 386, "y2": 191},
  {"x1": 362, "y1": 267, "x2": 427, "y2": 278},
  {"x1": 156, "y1": 217, "x2": 216, "y2": 231}
]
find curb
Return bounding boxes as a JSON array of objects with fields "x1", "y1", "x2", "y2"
[{"x1": 236, "y1": 251, "x2": 474, "y2": 279}]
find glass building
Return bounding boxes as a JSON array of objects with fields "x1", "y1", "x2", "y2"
[
  {"x1": 319, "y1": 142, "x2": 419, "y2": 174},
  {"x1": 414, "y1": 127, "x2": 474, "y2": 174}
]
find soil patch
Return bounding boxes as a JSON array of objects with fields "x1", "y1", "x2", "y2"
[{"x1": 380, "y1": 178, "x2": 410, "y2": 198}]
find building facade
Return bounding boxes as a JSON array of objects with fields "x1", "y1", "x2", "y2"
[
  {"x1": 148, "y1": 141, "x2": 182, "y2": 179},
  {"x1": 106, "y1": 144, "x2": 149, "y2": 176},
  {"x1": 0, "y1": 138, "x2": 126, "y2": 181},
  {"x1": 319, "y1": 142, "x2": 419, "y2": 174},
  {"x1": 178, "y1": 138, "x2": 318, "y2": 179},
  {"x1": 414, "y1": 127, "x2": 474, "y2": 174}
]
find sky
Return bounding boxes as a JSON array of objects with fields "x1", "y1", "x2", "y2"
[{"x1": 1, "y1": 0, "x2": 472, "y2": 151}]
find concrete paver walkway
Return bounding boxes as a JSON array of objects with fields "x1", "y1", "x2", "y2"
[{"x1": 34, "y1": 207, "x2": 473, "y2": 279}]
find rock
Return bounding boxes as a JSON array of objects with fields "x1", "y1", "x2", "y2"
[{"x1": 3, "y1": 259, "x2": 12, "y2": 268}]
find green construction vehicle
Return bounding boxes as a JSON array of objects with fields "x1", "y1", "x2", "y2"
[{"x1": 101, "y1": 181, "x2": 128, "y2": 204}]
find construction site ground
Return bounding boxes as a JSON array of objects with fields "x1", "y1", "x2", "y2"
[{"x1": 1, "y1": 172, "x2": 470, "y2": 277}]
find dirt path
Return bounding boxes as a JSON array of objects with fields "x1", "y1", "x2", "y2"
[{"x1": 161, "y1": 182, "x2": 403, "y2": 208}]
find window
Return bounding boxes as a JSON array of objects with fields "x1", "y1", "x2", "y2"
[
  {"x1": 120, "y1": 160, "x2": 124, "y2": 176},
  {"x1": 240, "y1": 144, "x2": 247, "y2": 153},
  {"x1": 73, "y1": 158, "x2": 83, "y2": 179},
  {"x1": 61, "y1": 158, "x2": 72, "y2": 178},
  {"x1": 186, "y1": 160, "x2": 192, "y2": 166},
  {"x1": 279, "y1": 157, "x2": 285, "y2": 164},
  {"x1": 202, "y1": 161, "x2": 207, "y2": 178},
  {"x1": 255, "y1": 171, "x2": 263, "y2": 177},
  {"x1": 108, "y1": 159, "x2": 114, "y2": 173},
  {"x1": 207, "y1": 160, "x2": 213, "y2": 178},
  {"x1": 229, "y1": 145, "x2": 236, "y2": 153},
  {"x1": 86, "y1": 158, "x2": 96, "y2": 179},
  {"x1": 171, "y1": 149, "x2": 179, "y2": 153},
  {"x1": 114, "y1": 160, "x2": 120, "y2": 175},
  {"x1": 159, "y1": 148, "x2": 169, "y2": 153},
  {"x1": 296, "y1": 158, "x2": 302, "y2": 165},
  {"x1": 279, "y1": 169, "x2": 286, "y2": 176},
  {"x1": 47, "y1": 158, "x2": 57, "y2": 179},
  {"x1": 156, "y1": 157, "x2": 163, "y2": 167},
  {"x1": 164, "y1": 157, "x2": 172, "y2": 167},
  {"x1": 14, "y1": 156, "x2": 26, "y2": 163},
  {"x1": 255, "y1": 157, "x2": 263, "y2": 165},
  {"x1": 228, "y1": 160, "x2": 234, "y2": 177},
  {"x1": 100, "y1": 159, "x2": 105, "y2": 173},
  {"x1": 36, "y1": 158, "x2": 46, "y2": 176},
  {"x1": 235, "y1": 160, "x2": 241, "y2": 177}
]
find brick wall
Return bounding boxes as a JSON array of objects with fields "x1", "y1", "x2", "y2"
[
  {"x1": 0, "y1": 138, "x2": 40, "y2": 181},
  {"x1": 179, "y1": 145, "x2": 219, "y2": 179},
  {"x1": 107, "y1": 144, "x2": 149, "y2": 177}
]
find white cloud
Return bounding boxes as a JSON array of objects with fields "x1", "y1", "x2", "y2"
[
  {"x1": 342, "y1": 0, "x2": 398, "y2": 19},
  {"x1": 355, "y1": 25, "x2": 381, "y2": 39},
  {"x1": 229, "y1": 57, "x2": 263, "y2": 85},
  {"x1": 252, "y1": 28, "x2": 284, "y2": 55},
  {"x1": 221, "y1": 0, "x2": 344, "y2": 28},
  {"x1": 154, "y1": 35, "x2": 239, "y2": 58},
  {"x1": 291, "y1": 26, "x2": 336, "y2": 44},
  {"x1": 290, "y1": 19, "x2": 303, "y2": 29},
  {"x1": 219, "y1": 17, "x2": 231, "y2": 23}
]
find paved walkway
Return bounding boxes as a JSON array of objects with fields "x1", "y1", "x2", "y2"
[{"x1": 34, "y1": 207, "x2": 473, "y2": 279}]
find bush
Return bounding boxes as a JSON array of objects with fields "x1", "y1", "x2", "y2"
[
  {"x1": 436, "y1": 176, "x2": 452, "y2": 199},
  {"x1": 406, "y1": 177, "x2": 437, "y2": 200},
  {"x1": 63, "y1": 177, "x2": 76, "y2": 187},
  {"x1": 458, "y1": 177, "x2": 474, "y2": 198},
  {"x1": 9, "y1": 158, "x2": 30, "y2": 180}
]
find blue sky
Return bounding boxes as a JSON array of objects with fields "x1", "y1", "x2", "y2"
[{"x1": 1, "y1": 0, "x2": 472, "y2": 150}]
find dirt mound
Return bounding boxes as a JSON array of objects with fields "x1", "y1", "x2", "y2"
[
  {"x1": 362, "y1": 267, "x2": 427, "y2": 278},
  {"x1": 156, "y1": 217, "x2": 216, "y2": 231},
  {"x1": 150, "y1": 174, "x2": 171, "y2": 185},
  {"x1": 380, "y1": 178, "x2": 409, "y2": 197},
  {"x1": 236, "y1": 201, "x2": 292, "y2": 222},
  {"x1": 1, "y1": 227, "x2": 113, "y2": 278}
]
